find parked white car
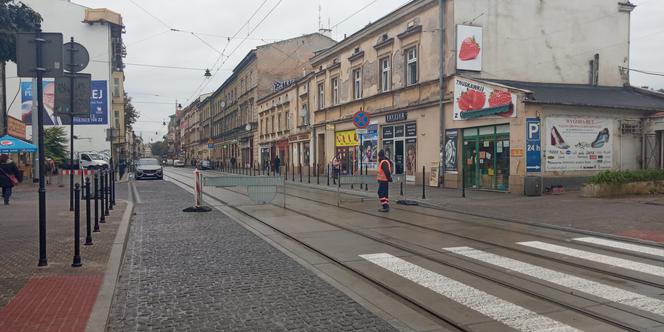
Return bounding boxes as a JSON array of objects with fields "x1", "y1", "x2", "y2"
[{"x1": 173, "y1": 160, "x2": 185, "y2": 167}]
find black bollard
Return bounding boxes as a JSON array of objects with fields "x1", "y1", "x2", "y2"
[
  {"x1": 72, "y1": 184, "x2": 82, "y2": 267},
  {"x1": 317, "y1": 164, "x2": 320, "y2": 185},
  {"x1": 267, "y1": 162, "x2": 270, "y2": 176},
  {"x1": 308, "y1": 164, "x2": 311, "y2": 184},
  {"x1": 84, "y1": 177, "x2": 93, "y2": 245},
  {"x1": 299, "y1": 163, "x2": 302, "y2": 183},
  {"x1": 111, "y1": 167, "x2": 116, "y2": 208},
  {"x1": 462, "y1": 169, "x2": 466, "y2": 198},
  {"x1": 327, "y1": 164, "x2": 330, "y2": 186},
  {"x1": 107, "y1": 169, "x2": 113, "y2": 211},
  {"x1": 365, "y1": 165, "x2": 368, "y2": 191},
  {"x1": 292, "y1": 163, "x2": 295, "y2": 182},
  {"x1": 350, "y1": 162, "x2": 354, "y2": 190},
  {"x1": 104, "y1": 170, "x2": 110, "y2": 217},
  {"x1": 100, "y1": 171, "x2": 106, "y2": 223},
  {"x1": 94, "y1": 173, "x2": 100, "y2": 231},
  {"x1": 400, "y1": 181, "x2": 404, "y2": 196},
  {"x1": 422, "y1": 165, "x2": 426, "y2": 199}
]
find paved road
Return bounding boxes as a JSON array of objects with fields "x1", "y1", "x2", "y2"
[{"x1": 108, "y1": 180, "x2": 398, "y2": 331}]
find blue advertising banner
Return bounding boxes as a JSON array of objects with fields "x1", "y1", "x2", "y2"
[
  {"x1": 19, "y1": 80, "x2": 108, "y2": 126},
  {"x1": 526, "y1": 118, "x2": 541, "y2": 172}
]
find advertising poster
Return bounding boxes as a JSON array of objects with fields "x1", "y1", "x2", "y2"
[
  {"x1": 444, "y1": 129, "x2": 458, "y2": 172},
  {"x1": 18, "y1": 80, "x2": 108, "y2": 126},
  {"x1": 360, "y1": 125, "x2": 378, "y2": 169},
  {"x1": 405, "y1": 138, "x2": 417, "y2": 183},
  {"x1": 456, "y1": 25, "x2": 482, "y2": 71},
  {"x1": 545, "y1": 117, "x2": 613, "y2": 171},
  {"x1": 526, "y1": 118, "x2": 542, "y2": 172},
  {"x1": 382, "y1": 140, "x2": 394, "y2": 163},
  {"x1": 454, "y1": 78, "x2": 517, "y2": 120}
]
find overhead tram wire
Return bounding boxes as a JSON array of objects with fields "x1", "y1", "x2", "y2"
[
  {"x1": 192, "y1": 0, "x2": 285, "y2": 101},
  {"x1": 186, "y1": 0, "x2": 272, "y2": 102},
  {"x1": 330, "y1": 0, "x2": 379, "y2": 30}
]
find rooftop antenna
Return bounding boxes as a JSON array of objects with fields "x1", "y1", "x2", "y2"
[{"x1": 318, "y1": 4, "x2": 322, "y2": 30}]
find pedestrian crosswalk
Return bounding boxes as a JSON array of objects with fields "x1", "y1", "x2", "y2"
[
  {"x1": 573, "y1": 237, "x2": 664, "y2": 258},
  {"x1": 518, "y1": 241, "x2": 664, "y2": 277},
  {"x1": 360, "y1": 238, "x2": 664, "y2": 331},
  {"x1": 360, "y1": 253, "x2": 581, "y2": 332},
  {"x1": 444, "y1": 246, "x2": 664, "y2": 316}
]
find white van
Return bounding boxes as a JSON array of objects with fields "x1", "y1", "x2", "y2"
[{"x1": 79, "y1": 152, "x2": 109, "y2": 170}]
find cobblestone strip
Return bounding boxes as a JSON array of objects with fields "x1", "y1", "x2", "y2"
[{"x1": 108, "y1": 180, "x2": 397, "y2": 331}]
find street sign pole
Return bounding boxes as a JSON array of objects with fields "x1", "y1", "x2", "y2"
[
  {"x1": 36, "y1": 29, "x2": 48, "y2": 267},
  {"x1": 69, "y1": 38, "x2": 75, "y2": 211}
]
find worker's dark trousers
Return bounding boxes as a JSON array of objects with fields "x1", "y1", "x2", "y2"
[{"x1": 378, "y1": 181, "x2": 389, "y2": 209}]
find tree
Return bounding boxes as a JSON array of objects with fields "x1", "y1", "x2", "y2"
[
  {"x1": 151, "y1": 141, "x2": 168, "y2": 157},
  {"x1": 124, "y1": 93, "x2": 139, "y2": 130},
  {"x1": 43, "y1": 126, "x2": 67, "y2": 165},
  {"x1": 1, "y1": 1, "x2": 41, "y2": 135}
]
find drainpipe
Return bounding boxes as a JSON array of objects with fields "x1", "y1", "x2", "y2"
[{"x1": 438, "y1": 0, "x2": 446, "y2": 187}]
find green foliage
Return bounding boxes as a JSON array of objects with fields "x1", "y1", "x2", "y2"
[
  {"x1": 0, "y1": 0, "x2": 42, "y2": 63},
  {"x1": 588, "y1": 169, "x2": 664, "y2": 185},
  {"x1": 43, "y1": 126, "x2": 67, "y2": 164},
  {"x1": 150, "y1": 141, "x2": 168, "y2": 157},
  {"x1": 124, "y1": 94, "x2": 139, "y2": 130}
]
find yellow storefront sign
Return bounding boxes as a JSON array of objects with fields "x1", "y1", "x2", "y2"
[{"x1": 335, "y1": 130, "x2": 359, "y2": 147}]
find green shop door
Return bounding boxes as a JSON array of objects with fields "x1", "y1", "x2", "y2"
[{"x1": 462, "y1": 125, "x2": 510, "y2": 191}]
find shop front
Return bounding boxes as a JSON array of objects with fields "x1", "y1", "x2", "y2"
[
  {"x1": 289, "y1": 133, "x2": 310, "y2": 167},
  {"x1": 381, "y1": 113, "x2": 418, "y2": 182},
  {"x1": 334, "y1": 129, "x2": 358, "y2": 175},
  {"x1": 462, "y1": 124, "x2": 510, "y2": 191}
]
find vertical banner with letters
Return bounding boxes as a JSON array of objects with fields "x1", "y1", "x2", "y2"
[{"x1": 526, "y1": 118, "x2": 541, "y2": 172}]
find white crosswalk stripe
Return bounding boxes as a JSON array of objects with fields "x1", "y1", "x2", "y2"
[
  {"x1": 444, "y1": 246, "x2": 664, "y2": 317},
  {"x1": 360, "y1": 253, "x2": 580, "y2": 332},
  {"x1": 573, "y1": 237, "x2": 664, "y2": 258},
  {"x1": 518, "y1": 241, "x2": 664, "y2": 277}
]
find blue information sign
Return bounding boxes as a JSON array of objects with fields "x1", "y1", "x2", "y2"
[{"x1": 526, "y1": 118, "x2": 541, "y2": 172}]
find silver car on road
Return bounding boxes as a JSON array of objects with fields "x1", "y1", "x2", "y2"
[{"x1": 135, "y1": 158, "x2": 163, "y2": 180}]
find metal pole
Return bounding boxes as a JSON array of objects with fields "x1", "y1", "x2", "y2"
[
  {"x1": 438, "y1": 0, "x2": 446, "y2": 187},
  {"x1": 104, "y1": 170, "x2": 110, "y2": 217},
  {"x1": 36, "y1": 29, "x2": 48, "y2": 267},
  {"x1": 308, "y1": 164, "x2": 311, "y2": 184},
  {"x1": 349, "y1": 159, "x2": 353, "y2": 190},
  {"x1": 111, "y1": 163, "x2": 116, "y2": 207},
  {"x1": 292, "y1": 162, "x2": 295, "y2": 182},
  {"x1": 327, "y1": 164, "x2": 330, "y2": 186},
  {"x1": 69, "y1": 38, "x2": 75, "y2": 212},
  {"x1": 0, "y1": 61, "x2": 6, "y2": 136},
  {"x1": 462, "y1": 167, "x2": 466, "y2": 198},
  {"x1": 72, "y1": 183, "x2": 82, "y2": 267},
  {"x1": 93, "y1": 173, "x2": 100, "y2": 231},
  {"x1": 299, "y1": 162, "x2": 302, "y2": 183},
  {"x1": 422, "y1": 165, "x2": 426, "y2": 199},
  {"x1": 84, "y1": 177, "x2": 92, "y2": 245},
  {"x1": 317, "y1": 163, "x2": 320, "y2": 185},
  {"x1": 108, "y1": 167, "x2": 113, "y2": 211},
  {"x1": 365, "y1": 164, "x2": 368, "y2": 191},
  {"x1": 99, "y1": 170, "x2": 105, "y2": 222}
]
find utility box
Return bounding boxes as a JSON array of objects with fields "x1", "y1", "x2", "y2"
[{"x1": 524, "y1": 176, "x2": 542, "y2": 196}]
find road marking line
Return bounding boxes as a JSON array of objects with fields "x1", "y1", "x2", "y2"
[
  {"x1": 573, "y1": 237, "x2": 664, "y2": 258},
  {"x1": 518, "y1": 241, "x2": 664, "y2": 277},
  {"x1": 444, "y1": 246, "x2": 664, "y2": 317},
  {"x1": 359, "y1": 253, "x2": 580, "y2": 332}
]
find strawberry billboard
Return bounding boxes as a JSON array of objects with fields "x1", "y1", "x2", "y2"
[
  {"x1": 456, "y1": 25, "x2": 482, "y2": 71},
  {"x1": 453, "y1": 78, "x2": 517, "y2": 121}
]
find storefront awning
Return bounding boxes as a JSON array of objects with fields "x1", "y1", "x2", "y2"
[
  {"x1": 0, "y1": 135, "x2": 37, "y2": 153},
  {"x1": 459, "y1": 105, "x2": 511, "y2": 119}
]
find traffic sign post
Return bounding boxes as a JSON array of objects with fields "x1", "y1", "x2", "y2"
[{"x1": 352, "y1": 110, "x2": 370, "y2": 129}]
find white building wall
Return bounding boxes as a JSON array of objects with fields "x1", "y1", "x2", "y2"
[
  {"x1": 5, "y1": 0, "x2": 112, "y2": 153},
  {"x1": 453, "y1": 0, "x2": 630, "y2": 86}
]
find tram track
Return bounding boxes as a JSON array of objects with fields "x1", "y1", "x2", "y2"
[{"x1": 164, "y1": 170, "x2": 662, "y2": 331}]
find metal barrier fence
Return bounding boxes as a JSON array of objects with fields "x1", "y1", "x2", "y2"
[{"x1": 202, "y1": 174, "x2": 286, "y2": 206}]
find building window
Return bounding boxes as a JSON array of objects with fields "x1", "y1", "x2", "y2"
[
  {"x1": 318, "y1": 82, "x2": 325, "y2": 110},
  {"x1": 113, "y1": 78, "x2": 120, "y2": 97},
  {"x1": 332, "y1": 77, "x2": 339, "y2": 105},
  {"x1": 271, "y1": 115, "x2": 275, "y2": 133},
  {"x1": 353, "y1": 68, "x2": 362, "y2": 100},
  {"x1": 278, "y1": 112, "x2": 282, "y2": 131},
  {"x1": 380, "y1": 56, "x2": 391, "y2": 92},
  {"x1": 406, "y1": 47, "x2": 418, "y2": 86}
]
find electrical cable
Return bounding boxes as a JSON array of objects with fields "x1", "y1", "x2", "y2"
[{"x1": 330, "y1": 0, "x2": 378, "y2": 29}]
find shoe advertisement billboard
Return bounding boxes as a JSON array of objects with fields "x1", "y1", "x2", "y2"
[{"x1": 545, "y1": 117, "x2": 613, "y2": 171}]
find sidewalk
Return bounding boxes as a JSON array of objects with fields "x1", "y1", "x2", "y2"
[
  {"x1": 206, "y1": 168, "x2": 664, "y2": 243},
  {"x1": 0, "y1": 182, "x2": 130, "y2": 332}
]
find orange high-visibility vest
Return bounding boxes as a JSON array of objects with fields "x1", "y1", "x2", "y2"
[{"x1": 377, "y1": 159, "x2": 391, "y2": 182}]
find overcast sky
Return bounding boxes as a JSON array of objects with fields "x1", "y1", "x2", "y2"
[{"x1": 71, "y1": 0, "x2": 664, "y2": 144}]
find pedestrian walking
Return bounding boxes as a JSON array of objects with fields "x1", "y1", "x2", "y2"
[
  {"x1": 274, "y1": 155, "x2": 281, "y2": 175},
  {"x1": 0, "y1": 154, "x2": 23, "y2": 205},
  {"x1": 119, "y1": 159, "x2": 127, "y2": 179},
  {"x1": 44, "y1": 158, "x2": 55, "y2": 185},
  {"x1": 376, "y1": 150, "x2": 392, "y2": 212},
  {"x1": 332, "y1": 155, "x2": 341, "y2": 180}
]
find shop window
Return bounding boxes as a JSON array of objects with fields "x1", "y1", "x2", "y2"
[
  {"x1": 353, "y1": 68, "x2": 362, "y2": 100},
  {"x1": 380, "y1": 56, "x2": 391, "y2": 92},
  {"x1": 406, "y1": 47, "x2": 418, "y2": 86}
]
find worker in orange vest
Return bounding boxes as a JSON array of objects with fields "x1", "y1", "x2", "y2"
[{"x1": 376, "y1": 149, "x2": 393, "y2": 212}]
